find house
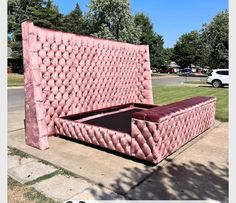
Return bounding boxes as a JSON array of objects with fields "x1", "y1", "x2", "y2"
[
  {"x1": 167, "y1": 61, "x2": 180, "y2": 73},
  {"x1": 7, "y1": 47, "x2": 23, "y2": 73}
]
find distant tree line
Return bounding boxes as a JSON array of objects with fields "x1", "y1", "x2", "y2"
[
  {"x1": 172, "y1": 10, "x2": 228, "y2": 69},
  {"x1": 8, "y1": 0, "x2": 228, "y2": 72}
]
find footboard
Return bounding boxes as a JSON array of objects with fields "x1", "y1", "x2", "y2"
[
  {"x1": 131, "y1": 96, "x2": 216, "y2": 164},
  {"x1": 54, "y1": 117, "x2": 132, "y2": 155}
]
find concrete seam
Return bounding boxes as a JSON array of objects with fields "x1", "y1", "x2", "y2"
[{"x1": 8, "y1": 128, "x2": 25, "y2": 133}]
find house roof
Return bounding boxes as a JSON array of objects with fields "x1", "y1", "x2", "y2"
[{"x1": 168, "y1": 61, "x2": 180, "y2": 68}]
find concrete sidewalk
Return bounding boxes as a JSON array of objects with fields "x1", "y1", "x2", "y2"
[{"x1": 8, "y1": 121, "x2": 228, "y2": 202}]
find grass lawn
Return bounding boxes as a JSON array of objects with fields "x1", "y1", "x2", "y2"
[
  {"x1": 8, "y1": 177, "x2": 57, "y2": 203},
  {"x1": 153, "y1": 86, "x2": 228, "y2": 122},
  {"x1": 8, "y1": 73, "x2": 24, "y2": 86},
  {"x1": 184, "y1": 78, "x2": 207, "y2": 84}
]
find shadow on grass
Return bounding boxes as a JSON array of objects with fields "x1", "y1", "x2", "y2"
[
  {"x1": 198, "y1": 85, "x2": 229, "y2": 89},
  {"x1": 85, "y1": 160, "x2": 228, "y2": 202}
]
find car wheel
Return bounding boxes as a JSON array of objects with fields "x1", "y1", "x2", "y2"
[{"x1": 212, "y1": 80, "x2": 222, "y2": 88}]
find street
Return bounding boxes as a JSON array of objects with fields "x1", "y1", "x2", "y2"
[
  {"x1": 8, "y1": 88, "x2": 24, "y2": 112},
  {"x1": 8, "y1": 88, "x2": 24, "y2": 132},
  {"x1": 152, "y1": 76, "x2": 204, "y2": 86},
  {"x1": 7, "y1": 76, "x2": 205, "y2": 132},
  {"x1": 8, "y1": 76, "x2": 205, "y2": 110}
]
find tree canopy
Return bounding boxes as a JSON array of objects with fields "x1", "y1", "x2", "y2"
[
  {"x1": 8, "y1": 1, "x2": 228, "y2": 71},
  {"x1": 62, "y1": 3, "x2": 86, "y2": 34},
  {"x1": 200, "y1": 10, "x2": 228, "y2": 69},
  {"x1": 173, "y1": 10, "x2": 228, "y2": 69},
  {"x1": 172, "y1": 31, "x2": 201, "y2": 68},
  {"x1": 8, "y1": 0, "x2": 63, "y2": 59},
  {"x1": 134, "y1": 13, "x2": 165, "y2": 69},
  {"x1": 85, "y1": 0, "x2": 141, "y2": 44}
]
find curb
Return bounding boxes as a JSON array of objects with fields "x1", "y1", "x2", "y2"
[
  {"x1": 180, "y1": 83, "x2": 212, "y2": 87},
  {"x1": 151, "y1": 76, "x2": 179, "y2": 79},
  {"x1": 8, "y1": 86, "x2": 24, "y2": 89}
]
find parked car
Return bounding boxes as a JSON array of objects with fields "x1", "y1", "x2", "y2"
[
  {"x1": 207, "y1": 69, "x2": 229, "y2": 88},
  {"x1": 159, "y1": 67, "x2": 174, "y2": 74},
  {"x1": 178, "y1": 68, "x2": 192, "y2": 76}
]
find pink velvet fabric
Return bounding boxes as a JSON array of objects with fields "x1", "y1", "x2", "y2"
[
  {"x1": 22, "y1": 21, "x2": 153, "y2": 150},
  {"x1": 54, "y1": 96, "x2": 216, "y2": 164},
  {"x1": 131, "y1": 97, "x2": 216, "y2": 163},
  {"x1": 22, "y1": 21, "x2": 216, "y2": 164},
  {"x1": 54, "y1": 117, "x2": 131, "y2": 155}
]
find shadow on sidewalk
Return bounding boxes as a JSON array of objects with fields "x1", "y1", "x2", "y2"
[{"x1": 88, "y1": 160, "x2": 228, "y2": 202}]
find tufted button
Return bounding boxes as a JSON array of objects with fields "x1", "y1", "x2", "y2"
[
  {"x1": 56, "y1": 92, "x2": 62, "y2": 100},
  {"x1": 40, "y1": 64, "x2": 47, "y2": 73},
  {"x1": 59, "y1": 58, "x2": 65, "y2": 66},
  {"x1": 59, "y1": 44, "x2": 66, "y2": 52},
  {"x1": 66, "y1": 45, "x2": 72, "y2": 52},
  {"x1": 59, "y1": 72, "x2": 65, "y2": 80},
  {"x1": 51, "y1": 43, "x2": 58, "y2": 51},
  {"x1": 51, "y1": 86, "x2": 58, "y2": 94},
  {"x1": 48, "y1": 79, "x2": 55, "y2": 87},
  {"x1": 48, "y1": 66, "x2": 54, "y2": 74},
  {"x1": 43, "y1": 57, "x2": 50, "y2": 66},
  {"x1": 43, "y1": 42, "x2": 50, "y2": 51},
  {"x1": 39, "y1": 49, "x2": 46, "y2": 58}
]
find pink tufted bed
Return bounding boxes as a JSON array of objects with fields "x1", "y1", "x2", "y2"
[{"x1": 22, "y1": 21, "x2": 216, "y2": 164}]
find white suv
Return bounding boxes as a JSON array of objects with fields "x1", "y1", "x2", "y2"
[{"x1": 207, "y1": 69, "x2": 229, "y2": 88}]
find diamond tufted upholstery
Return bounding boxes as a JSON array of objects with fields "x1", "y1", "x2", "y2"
[
  {"x1": 22, "y1": 21, "x2": 152, "y2": 150},
  {"x1": 53, "y1": 96, "x2": 216, "y2": 164},
  {"x1": 54, "y1": 117, "x2": 132, "y2": 155},
  {"x1": 131, "y1": 96, "x2": 216, "y2": 163},
  {"x1": 22, "y1": 21, "x2": 216, "y2": 164}
]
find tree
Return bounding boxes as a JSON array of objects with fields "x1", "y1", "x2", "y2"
[
  {"x1": 85, "y1": 0, "x2": 141, "y2": 43},
  {"x1": 172, "y1": 31, "x2": 201, "y2": 68},
  {"x1": 134, "y1": 13, "x2": 154, "y2": 43},
  {"x1": 8, "y1": 0, "x2": 64, "y2": 59},
  {"x1": 134, "y1": 13, "x2": 165, "y2": 69},
  {"x1": 162, "y1": 48, "x2": 174, "y2": 65},
  {"x1": 62, "y1": 3, "x2": 86, "y2": 34},
  {"x1": 200, "y1": 10, "x2": 228, "y2": 69}
]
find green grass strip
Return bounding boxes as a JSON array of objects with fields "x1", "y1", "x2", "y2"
[
  {"x1": 153, "y1": 86, "x2": 228, "y2": 122},
  {"x1": 8, "y1": 73, "x2": 24, "y2": 87},
  {"x1": 8, "y1": 147, "x2": 30, "y2": 159},
  {"x1": 8, "y1": 177, "x2": 58, "y2": 203},
  {"x1": 24, "y1": 188, "x2": 59, "y2": 203},
  {"x1": 25, "y1": 170, "x2": 59, "y2": 185}
]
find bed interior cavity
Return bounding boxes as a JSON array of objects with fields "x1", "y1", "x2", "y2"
[{"x1": 62, "y1": 104, "x2": 154, "y2": 134}]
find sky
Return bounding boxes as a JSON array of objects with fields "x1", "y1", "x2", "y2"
[{"x1": 53, "y1": 0, "x2": 228, "y2": 48}]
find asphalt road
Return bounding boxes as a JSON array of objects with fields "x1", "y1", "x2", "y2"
[
  {"x1": 8, "y1": 88, "x2": 24, "y2": 112},
  {"x1": 8, "y1": 88, "x2": 25, "y2": 132},
  {"x1": 152, "y1": 76, "x2": 205, "y2": 86},
  {"x1": 8, "y1": 76, "x2": 205, "y2": 110}
]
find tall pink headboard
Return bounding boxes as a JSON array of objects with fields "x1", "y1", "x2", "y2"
[{"x1": 22, "y1": 21, "x2": 153, "y2": 150}]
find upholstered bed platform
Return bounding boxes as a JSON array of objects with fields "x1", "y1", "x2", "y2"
[
  {"x1": 61, "y1": 103, "x2": 155, "y2": 134},
  {"x1": 22, "y1": 21, "x2": 216, "y2": 164}
]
